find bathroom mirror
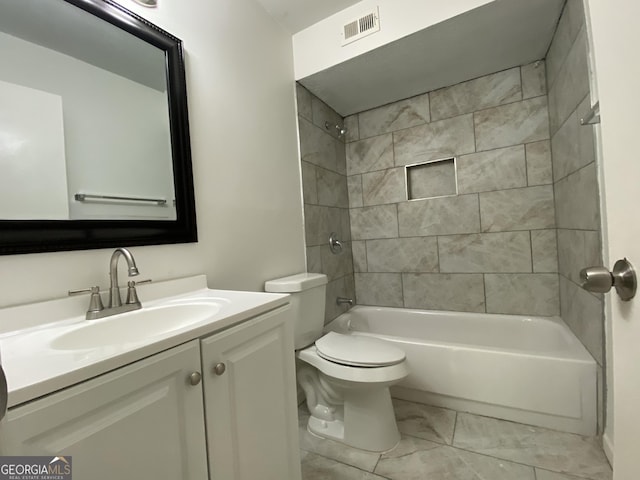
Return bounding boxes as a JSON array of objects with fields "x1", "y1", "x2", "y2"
[{"x1": 0, "y1": 0, "x2": 197, "y2": 254}]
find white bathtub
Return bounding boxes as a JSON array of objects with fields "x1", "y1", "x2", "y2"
[{"x1": 326, "y1": 306, "x2": 597, "y2": 436}]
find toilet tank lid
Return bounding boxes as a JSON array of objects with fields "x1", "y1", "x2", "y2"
[{"x1": 265, "y1": 273, "x2": 328, "y2": 293}]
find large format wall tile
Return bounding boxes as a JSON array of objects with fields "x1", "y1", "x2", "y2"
[
  {"x1": 560, "y1": 276, "x2": 604, "y2": 365},
  {"x1": 393, "y1": 114, "x2": 475, "y2": 165},
  {"x1": 475, "y1": 97, "x2": 550, "y2": 151},
  {"x1": 344, "y1": 114, "x2": 359, "y2": 143},
  {"x1": 359, "y1": 93, "x2": 430, "y2": 139},
  {"x1": 347, "y1": 174, "x2": 363, "y2": 208},
  {"x1": 430, "y1": 68, "x2": 521, "y2": 121},
  {"x1": 557, "y1": 229, "x2": 601, "y2": 284},
  {"x1": 403, "y1": 273, "x2": 485, "y2": 312},
  {"x1": 522, "y1": 61, "x2": 547, "y2": 99},
  {"x1": 316, "y1": 167, "x2": 348, "y2": 208},
  {"x1": 311, "y1": 96, "x2": 343, "y2": 140},
  {"x1": 526, "y1": 140, "x2": 553, "y2": 186},
  {"x1": 438, "y1": 232, "x2": 532, "y2": 273},
  {"x1": 296, "y1": 84, "x2": 313, "y2": 121},
  {"x1": 548, "y1": 28, "x2": 590, "y2": 133},
  {"x1": 355, "y1": 273, "x2": 403, "y2": 307},
  {"x1": 299, "y1": 116, "x2": 339, "y2": 172},
  {"x1": 362, "y1": 168, "x2": 406, "y2": 206},
  {"x1": 554, "y1": 163, "x2": 599, "y2": 230},
  {"x1": 350, "y1": 204, "x2": 399, "y2": 240},
  {"x1": 352, "y1": 240, "x2": 367, "y2": 272},
  {"x1": 485, "y1": 273, "x2": 559, "y2": 316},
  {"x1": 546, "y1": 0, "x2": 586, "y2": 89},
  {"x1": 398, "y1": 194, "x2": 480, "y2": 237},
  {"x1": 301, "y1": 161, "x2": 318, "y2": 204},
  {"x1": 532, "y1": 229, "x2": 559, "y2": 273},
  {"x1": 457, "y1": 146, "x2": 527, "y2": 194},
  {"x1": 346, "y1": 134, "x2": 394, "y2": 175},
  {"x1": 366, "y1": 237, "x2": 438, "y2": 273},
  {"x1": 321, "y1": 243, "x2": 353, "y2": 281},
  {"x1": 325, "y1": 274, "x2": 356, "y2": 322},
  {"x1": 480, "y1": 185, "x2": 556, "y2": 232},
  {"x1": 551, "y1": 96, "x2": 595, "y2": 181}
]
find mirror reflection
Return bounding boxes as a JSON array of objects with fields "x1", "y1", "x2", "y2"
[{"x1": 0, "y1": 0, "x2": 176, "y2": 221}]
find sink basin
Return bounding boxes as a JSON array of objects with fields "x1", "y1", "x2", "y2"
[{"x1": 50, "y1": 303, "x2": 221, "y2": 350}]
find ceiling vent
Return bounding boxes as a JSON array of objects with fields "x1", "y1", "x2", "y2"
[{"x1": 341, "y1": 7, "x2": 380, "y2": 46}]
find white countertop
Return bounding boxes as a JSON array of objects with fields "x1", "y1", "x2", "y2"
[{"x1": 0, "y1": 275, "x2": 289, "y2": 408}]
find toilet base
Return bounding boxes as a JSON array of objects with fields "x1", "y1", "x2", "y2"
[{"x1": 306, "y1": 385, "x2": 401, "y2": 452}]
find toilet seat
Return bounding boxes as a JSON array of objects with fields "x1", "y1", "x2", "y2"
[{"x1": 315, "y1": 332, "x2": 406, "y2": 367}]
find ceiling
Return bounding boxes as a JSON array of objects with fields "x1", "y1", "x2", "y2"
[
  {"x1": 299, "y1": 0, "x2": 565, "y2": 116},
  {"x1": 254, "y1": 0, "x2": 361, "y2": 33}
]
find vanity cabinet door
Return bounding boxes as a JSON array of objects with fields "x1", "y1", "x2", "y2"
[
  {"x1": 0, "y1": 340, "x2": 208, "y2": 480},
  {"x1": 201, "y1": 305, "x2": 301, "y2": 480}
]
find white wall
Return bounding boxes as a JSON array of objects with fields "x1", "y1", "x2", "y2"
[
  {"x1": 0, "y1": 0, "x2": 305, "y2": 308},
  {"x1": 293, "y1": 0, "x2": 493, "y2": 80}
]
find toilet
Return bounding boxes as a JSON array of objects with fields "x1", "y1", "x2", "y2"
[{"x1": 265, "y1": 273, "x2": 408, "y2": 452}]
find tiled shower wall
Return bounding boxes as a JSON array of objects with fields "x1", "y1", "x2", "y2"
[
  {"x1": 546, "y1": 0, "x2": 604, "y2": 413},
  {"x1": 297, "y1": 85, "x2": 355, "y2": 323},
  {"x1": 344, "y1": 63, "x2": 559, "y2": 316}
]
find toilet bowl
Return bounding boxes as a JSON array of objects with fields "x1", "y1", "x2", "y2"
[{"x1": 264, "y1": 273, "x2": 409, "y2": 452}]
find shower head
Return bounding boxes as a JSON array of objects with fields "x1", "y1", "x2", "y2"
[{"x1": 325, "y1": 121, "x2": 348, "y2": 138}]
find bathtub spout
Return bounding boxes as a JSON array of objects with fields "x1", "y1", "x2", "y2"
[
  {"x1": 297, "y1": 364, "x2": 336, "y2": 421},
  {"x1": 336, "y1": 297, "x2": 353, "y2": 306}
]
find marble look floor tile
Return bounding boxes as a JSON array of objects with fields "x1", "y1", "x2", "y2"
[
  {"x1": 535, "y1": 469, "x2": 590, "y2": 480},
  {"x1": 299, "y1": 420, "x2": 381, "y2": 472},
  {"x1": 381, "y1": 435, "x2": 440, "y2": 459},
  {"x1": 376, "y1": 444, "x2": 535, "y2": 480},
  {"x1": 301, "y1": 451, "x2": 388, "y2": 480},
  {"x1": 453, "y1": 413, "x2": 612, "y2": 480},
  {"x1": 393, "y1": 399, "x2": 456, "y2": 445}
]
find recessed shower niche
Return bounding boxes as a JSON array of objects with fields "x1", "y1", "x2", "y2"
[{"x1": 405, "y1": 157, "x2": 457, "y2": 201}]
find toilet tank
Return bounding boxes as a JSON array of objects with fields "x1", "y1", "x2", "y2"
[{"x1": 265, "y1": 273, "x2": 328, "y2": 349}]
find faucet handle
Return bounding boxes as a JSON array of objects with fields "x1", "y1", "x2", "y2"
[
  {"x1": 68, "y1": 286, "x2": 104, "y2": 314},
  {"x1": 125, "y1": 279, "x2": 152, "y2": 305}
]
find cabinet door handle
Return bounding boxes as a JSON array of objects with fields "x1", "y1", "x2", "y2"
[
  {"x1": 213, "y1": 363, "x2": 226, "y2": 376},
  {"x1": 188, "y1": 371, "x2": 202, "y2": 386}
]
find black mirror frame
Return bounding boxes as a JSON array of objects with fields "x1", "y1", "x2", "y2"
[{"x1": 0, "y1": 0, "x2": 197, "y2": 255}]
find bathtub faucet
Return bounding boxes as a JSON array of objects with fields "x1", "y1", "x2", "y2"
[{"x1": 336, "y1": 297, "x2": 353, "y2": 306}]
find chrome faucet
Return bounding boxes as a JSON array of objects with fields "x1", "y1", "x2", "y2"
[
  {"x1": 336, "y1": 297, "x2": 353, "y2": 306},
  {"x1": 69, "y1": 247, "x2": 151, "y2": 320},
  {"x1": 109, "y1": 247, "x2": 139, "y2": 308}
]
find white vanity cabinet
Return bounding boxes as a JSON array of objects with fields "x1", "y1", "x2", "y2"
[
  {"x1": 201, "y1": 305, "x2": 301, "y2": 480},
  {"x1": 0, "y1": 303, "x2": 301, "y2": 480},
  {"x1": 0, "y1": 340, "x2": 209, "y2": 479}
]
